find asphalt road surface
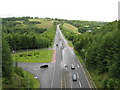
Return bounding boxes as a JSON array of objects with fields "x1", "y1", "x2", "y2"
[{"x1": 18, "y1": 24, "x2": 91, "y2": 89}]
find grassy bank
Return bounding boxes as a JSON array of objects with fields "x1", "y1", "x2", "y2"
[
  {"x1": 68, "y1": 42, "x2": 74, "y2": 47},
  {"x1": 12, "y1": 50, "x2": 53, "y2": 63},
  {"x1": 22, "y1": 70, "x2": 40, "y2": 88},
  {"x1": 63, "y1": 23, "x2": 79, "y2": 33}
]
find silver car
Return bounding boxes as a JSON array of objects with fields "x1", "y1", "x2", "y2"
[
  {"x1": 72, "y1": 74, "x2": 77, "y2": 81},
  {"x1": 71, "y1": 64, "x2": 75, "y2": 70}
]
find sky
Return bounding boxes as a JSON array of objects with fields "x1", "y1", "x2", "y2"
[{"x1": 0, "y1": 0, "x2": 119, "y2": 22}]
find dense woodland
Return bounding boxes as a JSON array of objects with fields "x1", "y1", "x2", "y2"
[
  {"x1": 2, "y1": 17, "x2": 56, "y2": 88},
  {"x1": 60, "y1": 20, "x2": 120, "y2": 89}
]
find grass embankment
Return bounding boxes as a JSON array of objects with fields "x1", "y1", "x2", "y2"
[
  {"x1": 22, "y1": 70, "x2": 40, "y2": 88},
  {"x1": 29, "y1": 18, "x2": 54, "y2": 29},
  {"x1": 12, "y1": 50, "x2": 53, "y2": 63},
  {"x1": 68, "y1": 42, "x2": 74, "y2": 47},
  {"x1": 6, "y1": 67, "x2": 40, "y2": 88},
  {"x1": 63, "y1": 23, "x2": 79, "y2": 33}
]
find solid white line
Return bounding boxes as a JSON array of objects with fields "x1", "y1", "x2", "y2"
[
  {"x1": 33, "y1": 69, "x2": 37, "y2": 70},
  {"x1": 79, "y1": 81, "x2": 82, "y2": 88},
  {"x1": 77, "y1": 73, "x2": 79, "y2": 78},
  {"x1": 51, "y1": 65, "x2": 56, "y2": 87}
]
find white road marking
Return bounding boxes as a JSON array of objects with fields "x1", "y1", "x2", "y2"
[
  {"x1": 77, "y1": 73, "x2": 79, "y2": 78},
  {"x1": 79, "y1": 81, "x2": 82, "y2": 87},
  {"x1": 77, "y1": 64, "x2": 80, "y2": 68},
  {"x1": 34, "y1": 76, "x2": 37, "y2": 79},
  {"x1": 33, "y1": 69, "x2": 37, "y2": 70},
  {"x1": 51, "y1": 66, "x2": 56, "y2": 87}
]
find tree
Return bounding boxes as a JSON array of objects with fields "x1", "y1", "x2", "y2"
[{"x1": 2, "y1": 37, "x2": 13, "y2": 81}]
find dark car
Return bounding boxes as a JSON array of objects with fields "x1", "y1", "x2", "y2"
[
  {"x1": 40, "y1": 64, "x2": 48, "y2": 68},
  {"x1": 71, "y1": 64, "x2": 75, "y2": 70},
  {"x1": 56, "y1": 44, "x2": 58, "y2": 46},
  {"x1": 72, "y1": 74, "x2": 77, "y2": 81}
]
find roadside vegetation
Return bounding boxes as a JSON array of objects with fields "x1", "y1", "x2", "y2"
[
  {"x1": 68, "y1": 42, "x2": 74, "y2": 47},
  {"x1": 2, "y1": 37, "x2": 40, "y2": 88},
  {"x1": 60, "y1": 20, "x2": 120, "y2": 89}
]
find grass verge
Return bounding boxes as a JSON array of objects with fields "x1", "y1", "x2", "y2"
[
  {"x1": 63, "y1": 23, "x2": 79, "y2": 33},
  {"x1": 22, "y1": 70, "x2": 40, "y2": 88},
  {"x1": 12, "y1": 50, "x2": 53, "y2": 63},
  {"x1": 68, "y1": 42, "x2": 74, "y2": 47}
]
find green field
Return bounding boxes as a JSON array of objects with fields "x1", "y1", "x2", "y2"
[
  {"x1": 12, "y1": 50, "x2": 53, "y2": 63},
  {"x1": 29, "y1": 18, "x2": 54, "y2": 29},
  {"x1": 63, "y1": 23, "x2": 79, "y2": 33}
]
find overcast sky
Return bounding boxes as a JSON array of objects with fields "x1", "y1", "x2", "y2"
[{"x1": 0, "y1": 0, "x2": 119, "y2": 22}]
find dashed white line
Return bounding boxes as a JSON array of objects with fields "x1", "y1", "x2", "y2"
[
  {"x1": 79, "y1": 81, "x2": 82, "y2": 88},
  {"x1": 77, "y1": 64, "x2": 80, "y2": 68}
]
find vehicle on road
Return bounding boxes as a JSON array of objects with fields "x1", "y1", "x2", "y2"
[
  {"x1": 56, "y1": 44, "x2": 58, "y2": 46},
  {"x1": 72, "y1": 74, "x2": 77, "y2": 81},
  {"x1": 71, "y1": 64, "x2": 75, "y2": 70},
  {"x1": 64, "y1": 64, "x2": 68, "y2": 67},
  {"x1": 40, "y1": 64, "x2": 48, "y2": 68}
]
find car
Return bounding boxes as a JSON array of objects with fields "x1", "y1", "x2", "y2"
[
  {"x1": 72, "y1": 74, "x2": 77, "y2": 81},
  {"x1": 64, "y1": 64, "x2": 68, "y2": 67},
  {"x1": 56, "y1": 44, "x2": 58, "y2": 46},
  {"x1": 71, "y1": 64, "x2": 75, "y2": 70},
  {"x1": 40, "y1": 64, "x2": 48, "y2": 68}
]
